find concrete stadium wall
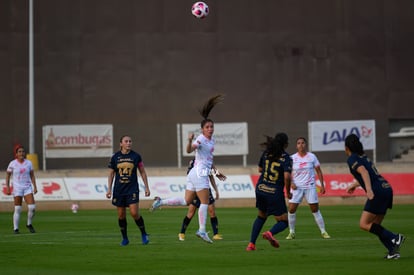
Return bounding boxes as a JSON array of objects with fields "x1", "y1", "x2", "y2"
[{"x1": 1, "y1": 0, "x2": 414, "y2": 169}]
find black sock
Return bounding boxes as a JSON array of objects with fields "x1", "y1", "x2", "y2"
[
  {"x1": 210, "y1": 217, "x2": 219, "y2": 235},
  {"x1": 135, "y1": 216, "x2": 147, "y2": 235},
  {"x1": 370, "y1": 223, "x2": 394, "y2": 253},
  {"x1": 118, "y1": 219, "x2": 128, "y2": 240},
  {"x1": 180, "y1": 216, "x2": 192, "y2": 234}
]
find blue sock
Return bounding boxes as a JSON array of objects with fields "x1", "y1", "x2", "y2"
[
  {"x1": 270, "y1": 220, "x2": 288, "y2": 235},
  {"x1": 249, "y1": 216, "x2": 266, "y2": 244}
]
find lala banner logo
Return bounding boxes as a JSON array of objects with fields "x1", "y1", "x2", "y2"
[{"x1": 308, "y1": 120, "x2": 376, "y2": 152}]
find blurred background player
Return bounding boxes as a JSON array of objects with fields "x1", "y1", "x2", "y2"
[
  {"x1": 246, "y1": 133, "x2": 292, "y2": 251},
  {"x1": 106, "y1": 135, "x2": 151, "y2": 246},
  {"x1": 5, "y1": 145, "x2": 38, "y2": 234},
  {"x1": 345, "y1": 134, "x2": 405, "y2": 259},
  {"x1": 286, "y1": 137, "x2": 330, "y2": 240}
]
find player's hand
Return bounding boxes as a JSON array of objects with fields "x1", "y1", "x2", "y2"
[
  {"x1": 291, "y1": 183, "x2": 297, "y2": 190},
  {"x1": 144, "y1": 187, "x2": 150, "y2": 197},
  {"x1": 216, "y1": 172, "x2": 226, "y2": 181},
  {"x1": 106, "y1": 191, "x2": 112, "y2": 199},
  {"x1": 319, "y1": 185, "x2": 326, "y2": 194},
  {"x1": 346, "y1": 185, "x2": 356, "y2": 194}
]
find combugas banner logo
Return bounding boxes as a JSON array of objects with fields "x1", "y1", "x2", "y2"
[{"x1": 43, "y1": 124, "x2": 113, "y2": 158}]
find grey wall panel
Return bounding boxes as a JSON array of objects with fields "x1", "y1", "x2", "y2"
[{"x1": 1, "y1": 0, "x2": 414, "y2": 169}]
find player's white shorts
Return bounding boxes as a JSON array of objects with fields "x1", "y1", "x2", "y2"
[
  {"x1": 289, "y1": 187, "x2": 319, "y2": 204},
  {"x1": 186, "y1": 168, "x2": 210, "y2": 192},
  {"x1": 12, "y1": 185, "x2": 34, "y2": 197}
]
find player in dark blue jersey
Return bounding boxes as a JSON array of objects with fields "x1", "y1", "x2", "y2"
[
  {"x1": 246, "y1": 133, "x2": 292, "y2": 251},
  {"x1": 345, "y1": 134, "x2": 405, "y2": 259},
  {"x1": 106, "y1": 135, "x2": 151, "y2": 246}
]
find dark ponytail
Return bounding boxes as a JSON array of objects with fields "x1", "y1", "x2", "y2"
[
  {"x1": 199, "y1": 94, "x2": 224, "y2": 128},
  {"x1": 261, "y1": 132, "x2": 289, "y2": 161},
  {"x1": 345, "y1": 134, "x2": 364, "y2": 155}
]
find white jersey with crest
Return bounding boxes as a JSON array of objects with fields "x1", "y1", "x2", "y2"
[
  {"x1": 7, "y1": 159, "x2": 34, "y2": 188},
  {"x1": 193, "y1": 134, "x2": 214, "y2": 177},
  {"x1": 291, "y1": 152, "x2": 320, "y2": 189}
]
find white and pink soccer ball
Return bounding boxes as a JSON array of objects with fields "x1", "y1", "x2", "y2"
[
  {"x1": 71, "y1": 203, "x2": 79, "y2": 213},
  {"x1": 191, "y1": 2, "x2": 209, "y2": 19}
]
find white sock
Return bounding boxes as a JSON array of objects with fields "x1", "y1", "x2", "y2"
[
  {"x1": 198, "y1": 204, "x2": 208, "y2": 233},
  {"x1": 312, "y1": 210, "x2": 326, "y2": 233},
  {"x1": 13, "y1": 205, "x2": 22, "y2": 230},
  {"x1": 288, "y1": 212, "x2": 296, "y2": 233},
  {"x1": 161, "y1": 197, "x2": 186, "y2": 206},
  {"x1": 27, "y1": 204, "x2": 36, "y2": 225}
]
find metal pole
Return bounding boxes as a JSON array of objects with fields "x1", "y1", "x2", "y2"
[{"x1": 29, "y1": 0, "x2": 35, "y2": 154}]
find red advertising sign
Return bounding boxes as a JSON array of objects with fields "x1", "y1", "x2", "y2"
[{"x1": 250, "y1": 173, "x2": 414, "y2": 196}]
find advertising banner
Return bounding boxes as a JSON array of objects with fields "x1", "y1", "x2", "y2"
[
  {"x1": 64, "y1": 178, "x2": 108, "y2": 200},
  {"x1": 181, "y1": 122, "x2": 248, "y2": 156},
  {"x1": 43, "y1": 124, "x2": 113, "y2": 158},
  {"x1": 250, "y1": 173, "x2": 414, "y2": 197},
  {"x1": 150, "y1": 175, "x2": 254, "y2": 199},
  {"x1": 308, "y1": 120, "x2": 376, "y2": 152},
  {"x1": 0, "y1": 178, "x2": 69, "y2": 201},
  {"x1": 1, "y1": 173, "x2": 413, "y2": 202}
]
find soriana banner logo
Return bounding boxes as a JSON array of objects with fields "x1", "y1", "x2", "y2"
[{"x1": 250, "y1": 173, "x2": 414, "y2": 196}]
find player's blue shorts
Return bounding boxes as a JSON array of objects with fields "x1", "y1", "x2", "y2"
[
  {"x1": 255, "y1": 184, "x2": 287, "y2": 216},
  {"x1": 112, "y1": 192, "x2": 140, "y2": 207},
  {"x1": 191, "y1": 189, "x2": 215, "y2": 208},
  {"x1": 364, "y1": 184, "x2": 393, "y2": 215}
]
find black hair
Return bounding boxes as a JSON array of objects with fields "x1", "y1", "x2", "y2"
[
  {"x1": 199, "y1": 94, "x2": 224, "y2": 128},
  {"x1": 261, "y1": 132, "x2": 289, "y2": 161},
  {"x1": 345, "y1": 134, "x2": 364, "y2": 155},
  {"x1": 119, "y1": 135, "x2": 130, "y2": 142},
  {"x1": 296, "y1": 137, "x2": 307, "y2": 143}
]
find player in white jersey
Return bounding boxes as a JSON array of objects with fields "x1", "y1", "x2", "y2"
[
  {"x1": 5, "y1": 145, "x2": 38, "y2": 234},
  {"x1": 185, "y1": 94, "x2": 224, "y2": 243},
  {"x1": 286, "y1": 137, "x2": 330, "y2": 240}
]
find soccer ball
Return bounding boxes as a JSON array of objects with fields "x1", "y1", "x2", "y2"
[
  {"x1": 191, "y1": 2, "x2": 209, "y2": 19},
  {"x1": 71, "y1": 203, "x2": 79, "y2": 213}
]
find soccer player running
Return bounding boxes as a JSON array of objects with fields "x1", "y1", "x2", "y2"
[
  {"x1": 106, "y1": 135, "x2": 151, "y2": 246},
  {"x1": 344, "y1": 134, "x2": 405, "y2": 259},
  {"x1": 5, "y1": 145, "x2": 38, "y2": 234},
  {"x1": 286, "y1": 137, "x2": 330, "y2": 240},
  {"x1": 246, "y1": 133, "x2": 292, "y2": 251}
]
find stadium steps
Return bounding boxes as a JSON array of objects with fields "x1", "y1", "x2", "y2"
[{"x1": 393, "y1": 146, "x2": 414, "y2": 162}]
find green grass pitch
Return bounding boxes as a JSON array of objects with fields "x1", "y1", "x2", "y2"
[{"x1": 0, "y1": 204, "x2": 412, "y2": 275}]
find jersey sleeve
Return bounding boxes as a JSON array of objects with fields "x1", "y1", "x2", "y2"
[
  {"x1": 107, "y1": 154, "x2": 117, "y2": 169},
  {"x1": 347, "y1": 154, "x2": 361, "y2": 172}
]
